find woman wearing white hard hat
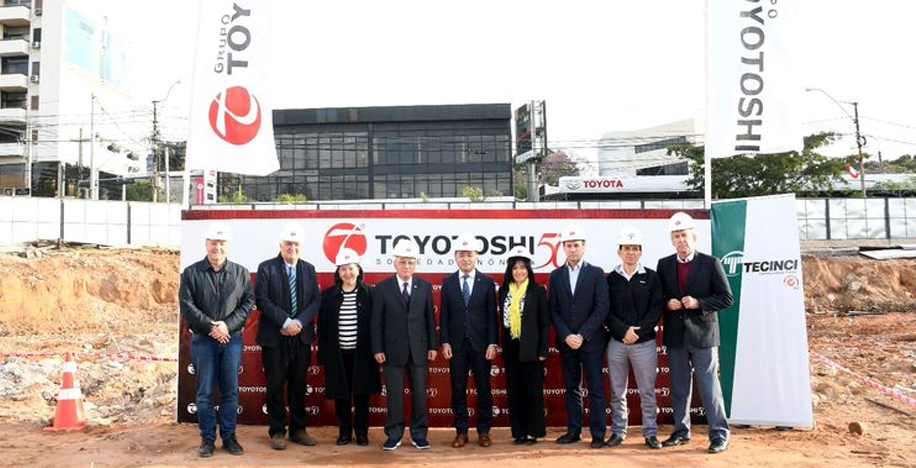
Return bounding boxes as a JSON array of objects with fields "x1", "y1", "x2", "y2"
[
  {"x1": 317, "y1": 248, "x2": 380, "y2": 447},
  {"x1": 498, "y1": 246, "x2": 548, "y2": 445}
]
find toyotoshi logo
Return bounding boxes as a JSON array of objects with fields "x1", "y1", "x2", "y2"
[
  {"x1": 209, "y1": 86, "x2": 261, "y2": 145},
  {"x1": 323, "y1": 223, "x2": 367, "y2": 264}
]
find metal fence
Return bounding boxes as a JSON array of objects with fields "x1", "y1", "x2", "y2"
[
  {"x1": 1, "y1": 196, "x2": 912, "y2": 247},
  {"x1": 0, "y1": 197, "x2": 181, "y2": 248}
]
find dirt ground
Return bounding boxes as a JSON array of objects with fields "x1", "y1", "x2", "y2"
[{"x1": 0, "y1": 248, "x2": 914, "y2": 468}]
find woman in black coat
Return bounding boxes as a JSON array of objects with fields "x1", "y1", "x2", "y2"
[
  {"x1": 317, "y1": 248, "x2": 380, "y2": 446},
  {"x1": 498, "y1": 246, "x2": 549, "y2": 445}
]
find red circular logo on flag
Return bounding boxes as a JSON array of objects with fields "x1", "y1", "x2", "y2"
[
  {"x1": 208, "y1": 86, "x2": 261, "y2": 145},
  {"x1": 322, "y1": 223, "x2": 367, "y2": 264}
]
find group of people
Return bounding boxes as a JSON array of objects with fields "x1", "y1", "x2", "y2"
[{"x1": 179, "y1": 212, "x2": 734, "y2": 458}]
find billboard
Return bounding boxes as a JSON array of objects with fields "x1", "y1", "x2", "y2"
[{"x1": 514, "y1": 104, "x2": 534, "y2": 163}]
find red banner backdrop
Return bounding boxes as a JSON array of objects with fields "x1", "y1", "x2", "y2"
[{"x1": 177, "y1": 271, "x2": 705, "y2": 428}]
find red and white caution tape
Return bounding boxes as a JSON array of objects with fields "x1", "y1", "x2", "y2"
[
  {"x1": 0, "y1": 351, "x2": 177, "y2": 362},
  {"x1": 811, "y1": 351, "x2": 916, "y2": 408}
]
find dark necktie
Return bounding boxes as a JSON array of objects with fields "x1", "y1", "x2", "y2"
[
  {"x1": 288, "y1": 266, "x2": 297, "y2": 314},
  {"x1": 462, "y1": 275, "x2": 471, "y2": 306},
  {"x1": 401, "y1": 281, "x2": 410, "y2": 307}
]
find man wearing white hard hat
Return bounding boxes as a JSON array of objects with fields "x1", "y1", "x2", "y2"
[
  {"x1": 604, "y1": 227, "x2": 664, "y2": 449},
  {"x1": 439, "y1": 234, "x2": 498, "y2": 448},
  {"x1": 656, "y1": 212, "x2": 733, "y2": 453},
  {"x1": 371, "y1": 239, "x2": 438, "y2": 451},
  {"x1": 254, "y1": 223, "x2": 321, "y2": 450},
  {"x1": 180, "y1": 222, "x2": 255, "y2": 457},
  {"x1": 548, "y1": 224, "x2": 610, "y2": 448}
]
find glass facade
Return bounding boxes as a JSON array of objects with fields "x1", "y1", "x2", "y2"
[{"x1": 225, "y1": 104, "x2": 513, "y2": 201}]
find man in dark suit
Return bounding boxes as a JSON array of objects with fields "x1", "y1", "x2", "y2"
[
  {"x1": 548, "y1": 225, "x2": 610, "y2": 448},
  {"x1": 371, "y1": 239, "x2": 438, "y2": 451},
  {"x1": 656, "y1": 212, "x2": 734, "y2": 454},
  {"x1": 255, "y1": 224, "x2": 321, "y2": 450},
  {"x1": 439, "y1": 234, "x2": 498, "y2": 448}
]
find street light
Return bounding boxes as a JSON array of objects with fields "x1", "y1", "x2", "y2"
[
  {"x1": 152, "y1": 80, "x2": 181, "y2": 203},
  {"x1": 805, "y1": 87, "x2": 867, "y2": 197}
]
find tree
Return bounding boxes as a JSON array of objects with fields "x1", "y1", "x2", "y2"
[
  {"x1": 539, "y1": 149, "x2": 585, "y2": 186},
  {"x1": 865, "y1": 154, "x2": 916, "y2": 173},
  {"x1": 513, "y1": 163, "x2": 528, "y2": 200},
  {"x1": 125, "y1": 180, "x2": 154, "y2": 201},
  {"x1": 670, "y1": 132, "x2": 849, "y2": 198}
]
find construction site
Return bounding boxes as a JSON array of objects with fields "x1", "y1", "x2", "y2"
[{"x1": 0, "y1": 244, "x2": 912, "y2": 468}]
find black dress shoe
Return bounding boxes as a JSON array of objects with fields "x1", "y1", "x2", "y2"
[
  {"x1": 336, "y1": 435, "x2": 352, "y2": 446},
  {"x1": 198, "y1": 438, "x2": 215, "y2": 458},
  {"x1": 590, "y1": 438, "x2": 605, "y2": 448},
  {"x1": 606, "y1": 433, "x2": 625, "y2": 447},
  {"x1": 708, "y1": 438, "x2": 729, "y2": 453},
  {"x1": 356, "y1": 434, "x2": 369, "y2": 446},
  {"x1": 524, "y1": 437, "x2": 538, "y2": 445},
  {"x1": 223, "y1": 435, "x2": 244, "y2": 456},
  {"x1": 644, "y1": 436, "x2": 661, "y2": 449},
  {"x1": 513, "y1": 437, "x2": 526, "y2": 445},
  {"x1": 555, "y1": 433, "x2": 581, "y2": 444},
  {"x1": 661, "y1": 434, "x2": 691, "y2": 447}
]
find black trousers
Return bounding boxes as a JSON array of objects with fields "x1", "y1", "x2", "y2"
[
  {"x1": 448, "y1": 344, "x2": 493, "y2": 434},
  {"x1": 503, "y1": 337, "x2": 546, "y2": 439},
  {"x1": 262, "y1": 339, "x2": 311, "y2": 437},
  {"x1": 383, "y1": 352, "x2": 428, "y2": 441},
  {"x1": 559, "y1": 346, "x2": 606, "y2": 439},
  {"x1": 334, "y1": 351, "x2": 370, "y2": 438}
]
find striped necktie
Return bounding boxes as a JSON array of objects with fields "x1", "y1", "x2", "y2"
[
  {"x1": 288, "y1": 265, "x2": 297, "y2": 314},
  {"x1": 461, "y1": 275, "x2": 471, "y2": 306}
]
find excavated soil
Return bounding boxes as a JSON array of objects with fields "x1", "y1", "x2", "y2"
[{"x1": 0, "y1": 249, "x2": 913, "y2": 467}]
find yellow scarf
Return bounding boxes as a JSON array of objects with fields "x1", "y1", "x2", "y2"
[{"x1": 508, "y1": 279, "x2": 528, "y2": 339}]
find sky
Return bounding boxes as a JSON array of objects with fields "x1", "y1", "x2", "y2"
[{"x1": 108, "y1": 0, "x2": 916, "y2": 173}]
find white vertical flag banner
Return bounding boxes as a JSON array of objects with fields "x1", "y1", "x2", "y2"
[
  {"x1": 186, "y1": 1, "x2": 279, "y2": 176},
  {"x1": 706, "y1": 0, "x2": 803, "y2": 159}
]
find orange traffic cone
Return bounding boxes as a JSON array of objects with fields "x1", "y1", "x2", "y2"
[{"x1": 45, "y1": 352, "x2": 86, "y2": 431}]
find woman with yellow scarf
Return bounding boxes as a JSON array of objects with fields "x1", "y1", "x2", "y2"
[{"x1": 498, "y1": 246, "x2": 549, "y2": 445}]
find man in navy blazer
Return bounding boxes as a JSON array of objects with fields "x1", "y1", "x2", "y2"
[
  {"x1": 439, "y1": 234, "x2": 498, "y2": 448},
  {"x1": 656, "y1": 212, "x2": 733, "y2": 454},
  {"x1": 548, "y1": 225, "x2": 610, "y2": 448},
  {"x1": 255, "y1": 224, "x2": 321, "y2": 450},
  {"x1": 371, "y1": 239, "x2": 438, "y2": 451}
]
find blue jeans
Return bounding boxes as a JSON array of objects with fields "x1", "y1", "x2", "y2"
[{"x1": 191, "y1": 331, "x2": 242, "y2": 441}]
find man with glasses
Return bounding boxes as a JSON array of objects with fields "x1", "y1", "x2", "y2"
[
  {"x1": 372, "y1": 239, "x2": 438, "y2": 451},
  {"x1": 255, "y1": 223, "x2": 321, "y2": 450}
]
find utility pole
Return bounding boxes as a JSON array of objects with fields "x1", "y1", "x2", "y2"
[
  {"x1": 90, "y1": 93, "x2": 98, "y2": 200},
  {"x1": 151, "y1": 101, "x2": 159, "y2": 203},
  {"x1": 164, "y1": 146, "x2": 170, "y2": 203},
  {"x1": 806, "y1": 88, "x2": 867, "y2": 198},
  {"x1": 151, "y1": 80, "x2": 180, "y2": 204},
  {"x1": 25, "y1": 118, "x2": 32, "y2": 196},
  {"x1": 852, "y1": 102, "x2": 866, "y2": 198}
]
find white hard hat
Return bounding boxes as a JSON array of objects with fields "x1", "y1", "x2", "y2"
[
  {"x1": 334, "y1": 248, "x2": 361, "y2": 266},
  {"x1": 616, "y1": 226, "x2": 643, "y2": 247},
  {"x1": 668, "y1": 212, "x2": 696, "y2": 232},
  {"x1": 559, "y1": 224, "x2": 586, "y2": 243},
  {"x1": 279, "y1": 223, "x2": 305, "y2": 243},
  {"x1": 452, "y1": 234, "x2": 481, "y2": 253},
  {"x1": 506, "y1": 245, "x2": 532, "y2": 260},
  {"x1": 205, "y1": 222, "x2": 232, "y2": 241},
  {"x1": 391, "y1": 239, "x2": 420, "y2": 258}
]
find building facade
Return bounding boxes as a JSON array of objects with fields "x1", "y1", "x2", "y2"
[
  {"x1": 597, "y1": 118, "x2": 703, "y2": 177},
  {"x1": 224, "y1": 104, "x2": 513, "y2": 202},
  {"x1": 0, "y1": 0, "x2": 140, "y2": 199}
]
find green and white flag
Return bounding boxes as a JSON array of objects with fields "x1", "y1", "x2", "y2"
[{"x1": 712, "y1": 194, "x2": 814, "y2": 428}]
